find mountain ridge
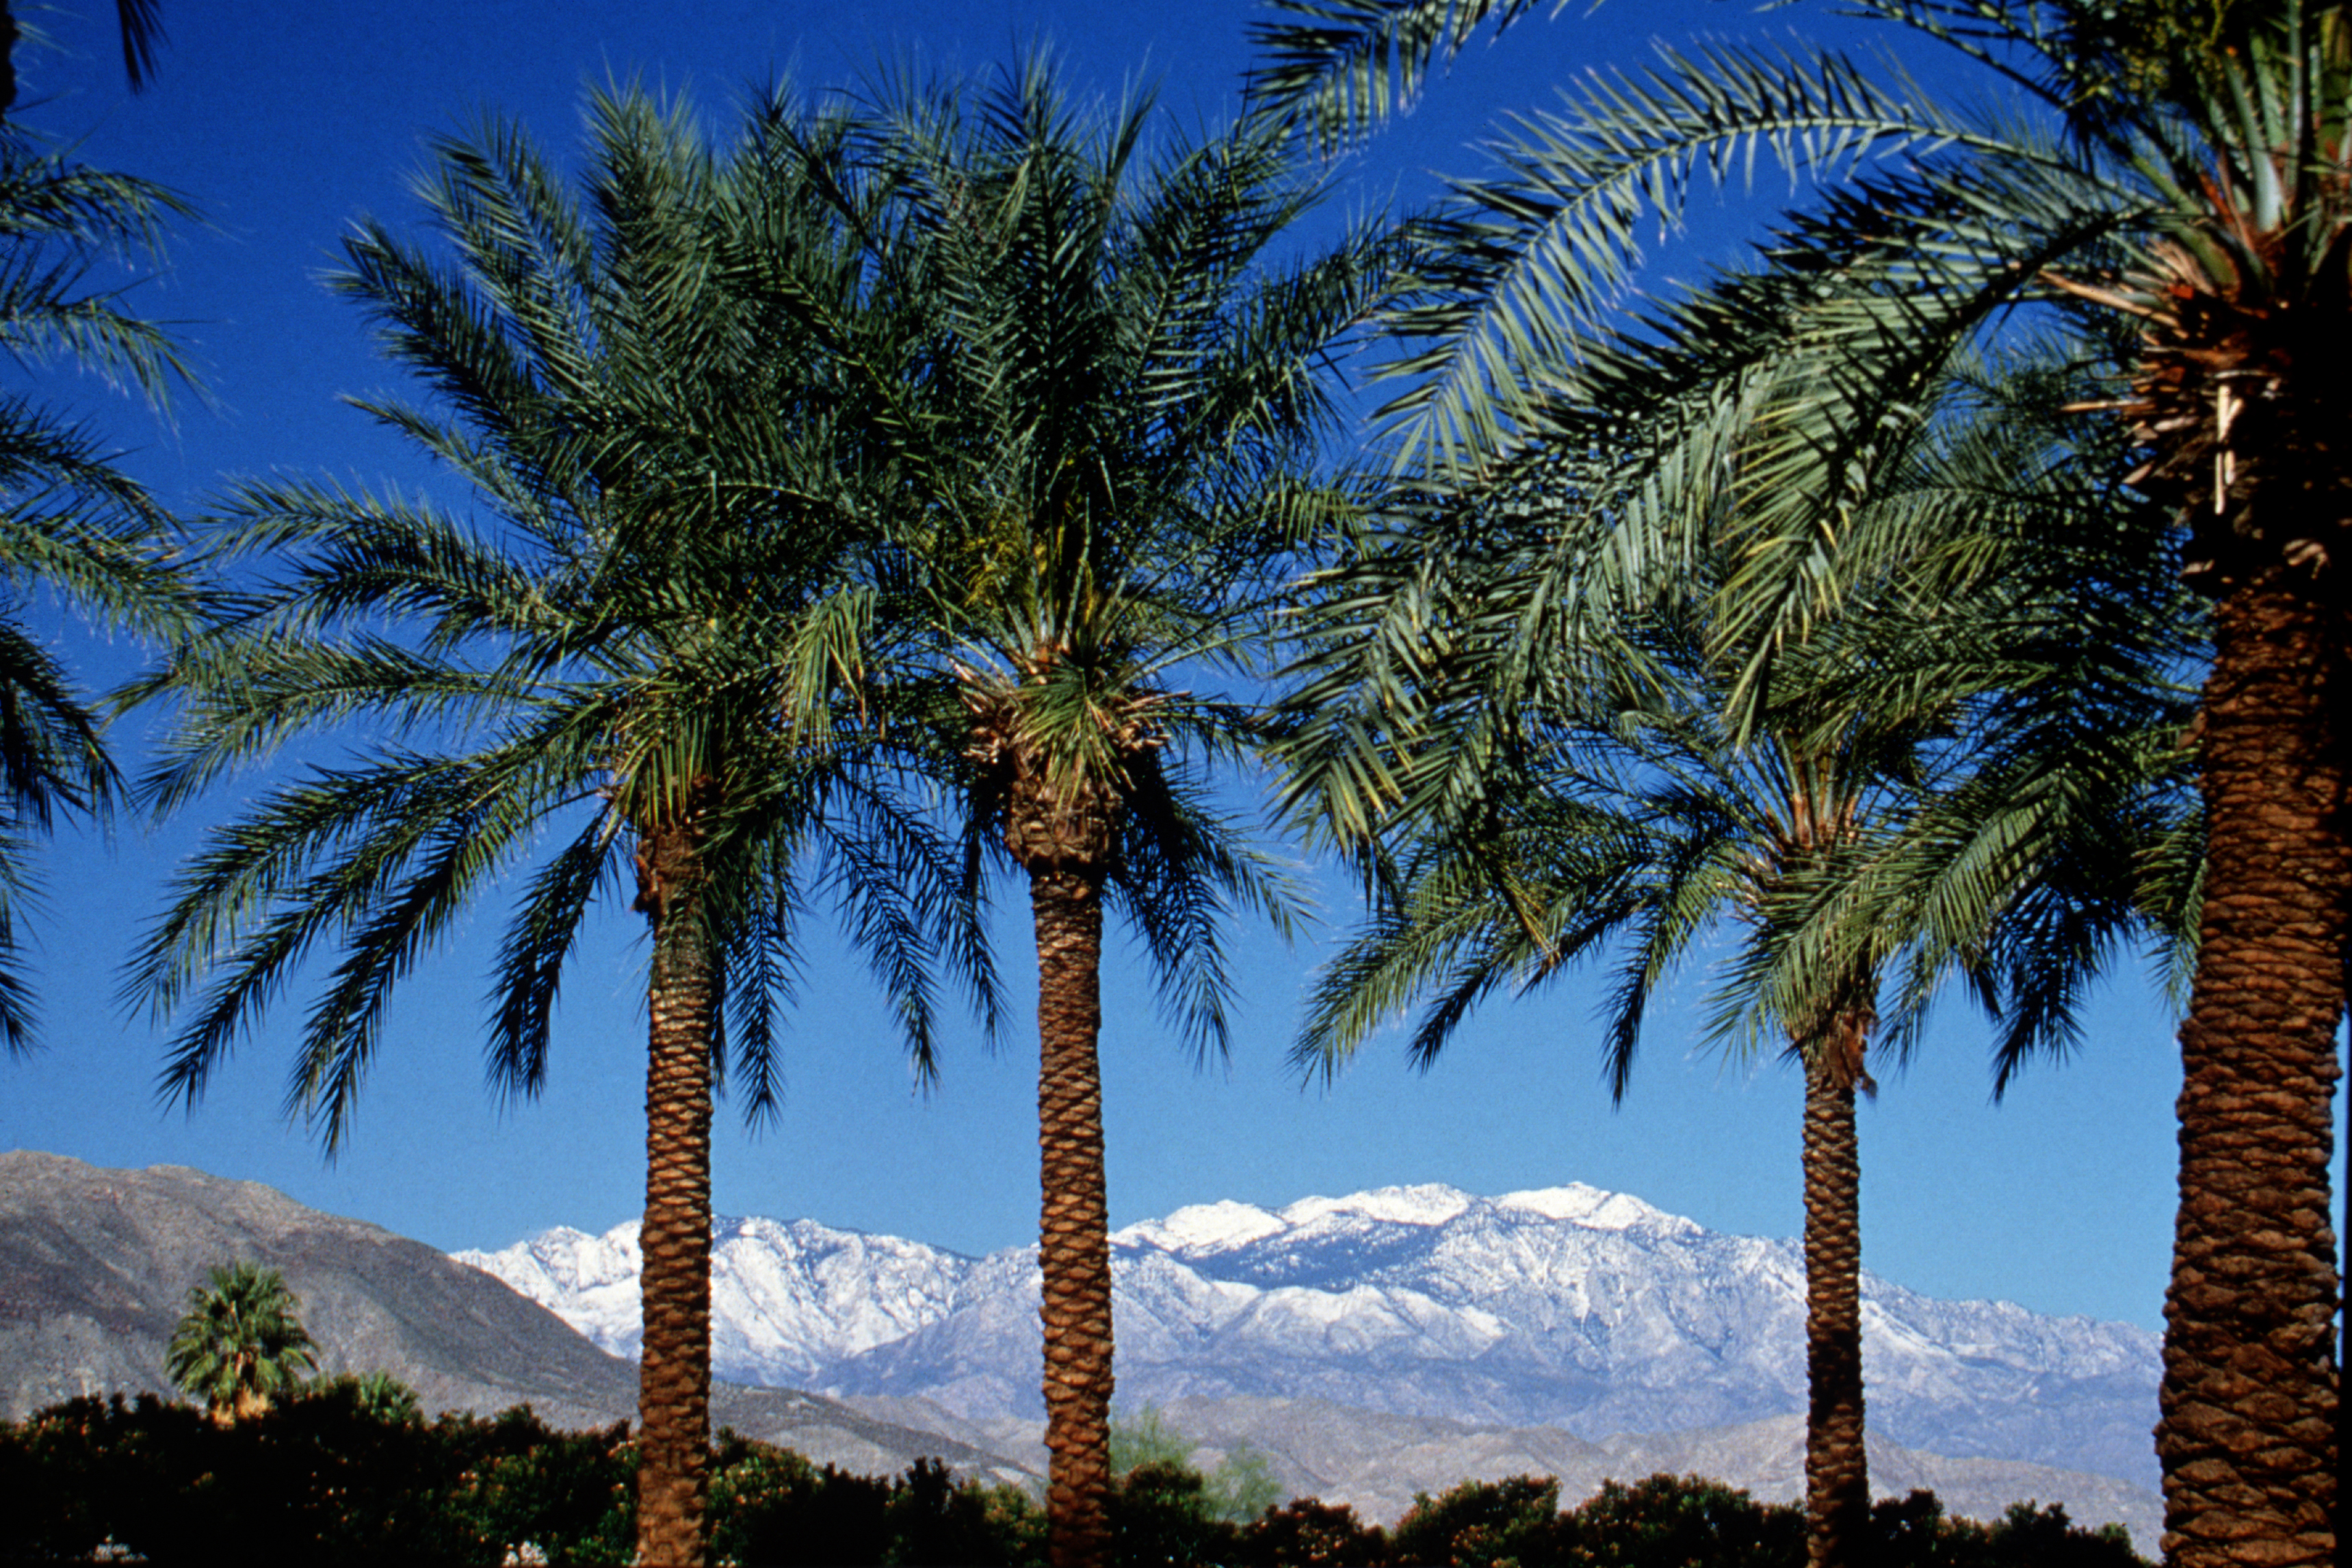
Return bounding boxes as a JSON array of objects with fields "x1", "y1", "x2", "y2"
[{"x1": 458, "y1": 1177, "x2": 2160, "y2": 1495}]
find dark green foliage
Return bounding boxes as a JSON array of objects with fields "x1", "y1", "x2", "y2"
[
  {"x1": 449, "y1": 1408, "x2": 635, "y2": 1565},
  {"x1": 707, "y1": 1430, "x2": 1041, "y2": 1568},
  {"x1": 1112, "y1": 1407, "x2": 1288, "y2": 1526},
  {"x1": 0, "y1": 1393, "x2": 626, "y2": 1567},
  {"x1": 0, "y1": 1389, "x2": 486, "y2": 1566},
  {"x1": 889, "y1": 1455, "x2": 1019, "y2": 1567},
  {"x1": 0, "y1": 1394, "x2": 205, "y2": 1563},
  {"x1": 2059, "y1": 0, "x2": 2286, "y2": 108},
  {"x1": 1978, "y1": 1499, "x2": 2147, "y2": 1568},
  {"x1": 1554, "y1": 1474, "x2": 1805, "y2": 1567},
  {"x1": 710, "y1": 1432, "x2": 889, "y2": 1566},
  {"x1": 1110, "y1": 1459, "x2": 1242, "y2": 1568},
  {"x1": 1340, "y1": 1474, "x2": 2150, "y2": 1568},
  {"x1": 309, "y1": 1370, "x2": 423, "y2": 1426},
  {"x1": 1233, "y1": 1498, "x2": 1389, "y2": 1568},
  {"x1": 1392, "y1": 1474, "x2": 1561, "y2": 1568},
  {"x1": 0, "y1": 1404, "x2": 2148, "y2": 1568}
]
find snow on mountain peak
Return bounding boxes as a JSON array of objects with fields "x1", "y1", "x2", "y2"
[
  {"x1": 1279, "y1": 1183, "x2": 1476, "y2": 1230},
  {"x1": 1495, "y1": 1184, "x2": 1695, "y2": 1235},
  {"x1": 1112, "y1": 1182, "x2": 1706, "y2": 1253},
  {"x1": 1117, "y1": 1199, "x2": 1285, "y2": 1253}
]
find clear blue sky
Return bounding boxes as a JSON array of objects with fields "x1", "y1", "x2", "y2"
[{"x1": 0, "y1": 0, "x2": 2328, "y2": 1339}]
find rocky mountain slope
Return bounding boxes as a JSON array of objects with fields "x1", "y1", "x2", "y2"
[
  {"x1": 0, "y1": 1151, "x2": 1030, "y2": 1486},
  {"x1": 462, "y1": 1181, "x2": 2161, "y2": 1494}
]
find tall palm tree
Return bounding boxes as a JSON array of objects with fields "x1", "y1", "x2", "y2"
[
  {"x1": 165, "y1": 1260, "x2": 317, "y2": 1426},
  {"x1": 133, "y1": 90, "x2": 991, "y2": 1568},
  {"x1": 0, "y1": 120, "x2": 196, "y2": 1047},
  {"x1": 1249, "y1": 3, "x2": 2343, "y2": 1560},
  {"x1": 778, "y1": 60, "x2": 1411, "y2": 1568},
  {"x1": 1279, "y1": 338, "x2": 2199, "y2": 1568}
]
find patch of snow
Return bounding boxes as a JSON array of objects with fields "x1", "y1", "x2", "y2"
[
  {"x1": 1279, "y1": 1184, "x2": 1474, "y2": 1230},
  {"x1": 1497, "y1": 1186, "x2": 1696, "y2": 1236},
  {"x1": 1118, "y1": 1199, "x2": 1287, "y2": 1254}
]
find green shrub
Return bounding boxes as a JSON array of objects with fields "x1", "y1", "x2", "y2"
[
  {"x1": 1113, "y1": 1406, "x2": 1283, "y2": 1526},
  {"x1": 888, "y1": 1454, "x2": 1017, "y2": 1567},
  {"x1": 1371, "y1": 1473, "x2": 2152, "y2": 1568},
  {"x1": 707, "y1": 1430, "x2": 1038, "y2": 1567},
  {"x1": 1391, "y1": 1474, "x2": 1560, "y2": 1568},
  {"x1": 1555, "y1": 1474, "x2": 1803, "y2": 1568},
  {"x1": 308, "y1": 1372, "x2": 425, "y2": 1426},
  {"x1": 711, "y1": 1433, "x2": 889, "y2": 1566},
  {"x1": 0, "y1": 1394, "x2": 211, "y2": 1563},
  {"x1": 1110, "y1": 1458, "x2": 1243, "y2": 1567},
  {"x1": 448, "y1": 1408, "x2": 633, "y2": 1565},
  {"x1": 1233, "y1": 1497, "x2": 1389, "y2": 1568}
]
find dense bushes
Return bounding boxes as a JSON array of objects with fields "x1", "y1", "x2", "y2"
[
  {"x1": 0, "y1": 1391, "x2": 1044, "y2": 1567},
  {"x1": 0, "y1": 1391, "x2": 633, "y2": 1565},
  {"x1": 0, "y1": 1393, "x2": 2147, "y2": 1567},
  {"x1": 1385, "y1": 1474, "x2": 2145, "y2": 1568}
]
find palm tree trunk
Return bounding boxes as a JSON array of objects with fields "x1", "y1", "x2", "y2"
[
  {"x1": 1802, "y1": 1029, "x2": 1869, "y2": 1568},
  {"x1": 1031, "y1": 863, "x2": 1115, "y2": 1568},
  {"x1": 0, "y1": 5, "x2": 18, "y2": 116},
  {"x1": 635, "y1": 824, "x2": 716, "y2": 1568},
  {"x1": 2160, "y1": 566, "x2": 2344, "y2": 1568}
]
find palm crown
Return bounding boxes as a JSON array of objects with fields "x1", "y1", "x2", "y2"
[{"x1": 164, "y1": 1259, "x2": 317, "y2": 1426}]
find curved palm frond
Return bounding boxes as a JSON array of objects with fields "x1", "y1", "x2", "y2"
[{"x1": 0, "y1": 121, "x2": 199, "y2": 1050}]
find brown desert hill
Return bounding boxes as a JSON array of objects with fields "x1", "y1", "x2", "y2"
[{"x1": 0, "y1": 1150, "x2": 1033, "y2": 1485}]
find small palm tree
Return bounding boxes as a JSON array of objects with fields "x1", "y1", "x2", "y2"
[
  {"x1": 783, "y1": 59, "x2": 1411, "y2": 1568},
  {"x1": 136, "y1": 90, "x2": 989, "y2": 1568},
  {"x1": 165, "y1": 1260, "x2": 317, "y2": 1426}
]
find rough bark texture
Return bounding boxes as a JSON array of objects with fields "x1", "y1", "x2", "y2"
[
  {"x1": 1802, "y1": 1041, "x2": 1869, "y2": 1568},
  {"x1": 634, "y1": 822, "x2": 716, "y2": 1568},
  {"x1": 1031, "y1": 865, "x2": 1114, "y2": 1568},
  {"x1": 2159, "y1": 567, "x2": 2344, "y2": 1568}
]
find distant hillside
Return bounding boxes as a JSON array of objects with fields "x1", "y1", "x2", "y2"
[{"x1": 0, "y1": 1151, "x2": 1031, "y2": 1487}]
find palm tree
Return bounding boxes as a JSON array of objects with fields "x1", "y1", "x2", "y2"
[
  {"x1": 779, "y1": 60, "x2": 1411, "y2": 1568},
  {"x1": 134, "y1": 90, "x2": 990, "y2": 1568},
  {"x1": 1279, "y1": 337, "x2": 2199, "y2": 1567},
  {"x1": 1249, "y1": 3, "x2": 2343, "y2": 1559},
  {"x1": 0, "y1": 120, "x2": 196, "y2": 1047},
  {"x1": 165, "y1": 1260, "x2": 317, "y2": 1426}
]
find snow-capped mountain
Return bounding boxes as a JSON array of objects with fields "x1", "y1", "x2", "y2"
[
  {"x1": 457, "y1": 1181, "x2": 2160, "y2": 1490},
  {"x1": 460, "y1": 1214, "x2": 978, "y2": 1384}
]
